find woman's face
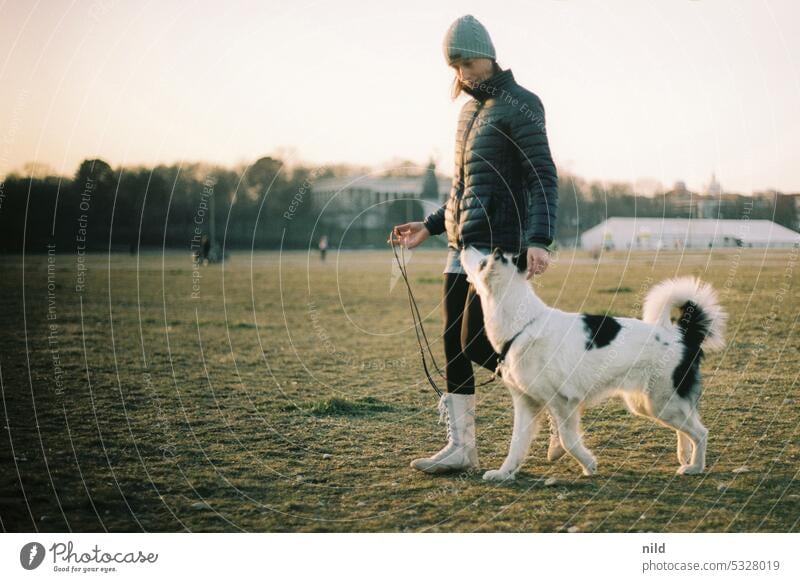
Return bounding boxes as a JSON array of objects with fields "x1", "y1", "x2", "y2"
[{"x1": 452, "y1": 58, "x2": 494, "y2": 86}]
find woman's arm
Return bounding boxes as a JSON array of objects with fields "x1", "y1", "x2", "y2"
[
  {"x1": 422, "y1": 202, "x2": 447, "y2": 236},
  {"x1": 508, "y1": 93, "x2": 558, "y2": 251}
]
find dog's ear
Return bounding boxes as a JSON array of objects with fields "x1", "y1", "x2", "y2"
[
  {"x1": 512, "y1": 251, "x2": 527, "y2": 273},
  {"x1": 492, "y1": 247, "x2": 503, "y2": 258}
]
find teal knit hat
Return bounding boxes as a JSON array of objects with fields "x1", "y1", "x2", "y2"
[{"x1": 443, "y1": 14, "x2": 496, "y2": 65}]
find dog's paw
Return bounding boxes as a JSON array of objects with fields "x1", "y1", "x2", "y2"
[
  {"x1": 483, "y1": 469, "x2": 515, "y2": 482},
  {"x1": 547, "y1": 442, "x2": 566, "y2": 462},
  {"x1": 581, "y1": 459, "x2": 598, "y2": 477},
  {"x1": 676, "y1": 464, "x2": 704, "y2": 475}
]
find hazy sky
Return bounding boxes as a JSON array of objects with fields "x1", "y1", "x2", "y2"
[{"x1": 1, "y1": 0, "x2": 798, "y2": 193}]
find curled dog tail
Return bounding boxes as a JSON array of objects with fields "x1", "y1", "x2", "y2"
[
  {"x1": 643, "y1": 276, "x2": 727, "y2": 352},
  {"x1": 644, "y1": 277, "x2": 727, "y2": 400}
]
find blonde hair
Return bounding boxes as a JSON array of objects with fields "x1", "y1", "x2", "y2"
[{"x1": 450, "y1": 60, "x2": 502, "y2": 100}]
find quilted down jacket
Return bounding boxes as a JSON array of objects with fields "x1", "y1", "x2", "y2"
[{"x1": 423, "y1": 68, "x2": 558, "y2": 254}]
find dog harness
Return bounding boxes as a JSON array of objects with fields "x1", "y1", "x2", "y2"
[{"x1": 493, "y1": 318, "x2": 537, "y2": 379}]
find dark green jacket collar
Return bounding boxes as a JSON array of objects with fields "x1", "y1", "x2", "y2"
[{"x1": 462, "y1": 68, "x2": 515, "y2": 101}]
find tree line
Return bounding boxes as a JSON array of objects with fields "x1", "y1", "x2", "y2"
[{"x1": 0, "y1": 157, "x2": 795, "y2": 254}]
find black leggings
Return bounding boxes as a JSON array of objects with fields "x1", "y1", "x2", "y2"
[{"x1": 442, "y1": 272, "x2": 499, "y2": 394}]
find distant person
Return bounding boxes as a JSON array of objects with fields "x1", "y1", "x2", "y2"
[
  {"x1": 388, "y1": 14, "x2": 558, "y2": 474},
  {"x1": 201, "y1": 233, "x2": 211, "y2": 264},
  {"x1": 319, "y1": 235, "x2": 328, "y2": 262}
]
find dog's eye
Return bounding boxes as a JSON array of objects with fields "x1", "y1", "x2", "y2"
[{"x1": 479, "y1": 259, "x2": 487, "y2": 270}]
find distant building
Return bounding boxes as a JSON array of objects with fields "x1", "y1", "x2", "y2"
[
  {"x1": 664, "y1": 176, "x2": 774, "y2": 219},
  {"x1": 310, "y1": 166, "x2": 451, "y2": 244},
  {"x1": 581, "y1": 217, "x2": 800, "y2": 250},
  {"x1": 663, "y1": 181, "x2": 697, "y2": 215},
  {"x1": 664, "y1": 175, "x2": 725, "y2": 218},
  {"x1": 706, "y1": 172, "x2": 722, "y2": 197}
]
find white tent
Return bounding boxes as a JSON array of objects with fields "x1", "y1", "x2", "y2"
[{"x1": 581, "y1": 218, "x2": 800, "y2": 250}]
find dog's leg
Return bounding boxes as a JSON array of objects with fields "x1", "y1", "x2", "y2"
[
  {"x1": 483, "y1": 391, "x2": 539, "y2": 482},
  {"x1": 626, "y1": 392, "x2": 693, "y2": 465},
  {"x1": 651, "y1": 397, "x2": 708, "y2": 475},
  {"x1": 674, "y1": 409, "x2": 707, "y2": 475},
  {"x1": 623, "y1": 392, "x2": 651, "y2": 418},
  {"x1": 552, "y1": 402, "x2": 597, "y2": 477},
  {"x1": 677, "y1": 431, "x2": 692, "y2": 466},
  {"x1": 546, "y1": 411, "x2": 566, "y2": 462}
]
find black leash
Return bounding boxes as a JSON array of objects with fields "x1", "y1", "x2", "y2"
[{"x1": 390, "y1": 238, "x2": 500, "y2": 400}]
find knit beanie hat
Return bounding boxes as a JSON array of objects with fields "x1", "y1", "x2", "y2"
[{"x1": 443, "y1": 14, "x2": 496, "y2": 65}]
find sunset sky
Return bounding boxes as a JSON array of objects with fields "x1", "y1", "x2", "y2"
[{"x1": 1, "y1": 0, "x2": 798, "y2": 194}]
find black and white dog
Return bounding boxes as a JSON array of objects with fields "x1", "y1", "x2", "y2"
[{"x1": 459, "y1": 247, "x2": 727, "y2": 481}]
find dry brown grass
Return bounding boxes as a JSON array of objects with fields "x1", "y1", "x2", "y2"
[{"x1": 1, "y1": 247, "x2": 797, "y2": 532}]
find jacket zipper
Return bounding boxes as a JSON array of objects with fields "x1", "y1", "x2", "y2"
[{"x1": 455, "y1": 101, "x2": 484, "y2": 247}]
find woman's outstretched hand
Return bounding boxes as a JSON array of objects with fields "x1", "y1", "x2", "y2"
[
  {"x1": 387, "y1": 221, "x2": 430, "y2": 249},
  {"x1": 526, "y1": 246, "x2": 550, "y2": 279}
]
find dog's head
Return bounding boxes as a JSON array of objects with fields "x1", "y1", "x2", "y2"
[{"x1": 460, "y1": 246, "x2": 527, "y2": 297}]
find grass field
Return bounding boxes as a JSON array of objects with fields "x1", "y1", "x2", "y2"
[{"x1": 1, "y1": 246, "x2": 798, "y2": 532}]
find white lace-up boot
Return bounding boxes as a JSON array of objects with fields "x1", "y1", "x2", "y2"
[{"x1": 410, "y1": 393, "x2": 479, "y2": 473}]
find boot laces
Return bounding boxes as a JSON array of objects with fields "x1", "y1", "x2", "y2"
[{"x1": 437, "y1": 394, "x2": 454, "y2": 443}]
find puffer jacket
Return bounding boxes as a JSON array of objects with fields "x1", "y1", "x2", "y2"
[{"x1": 423, "y1": 68, "x2": 558, "y2": 254}]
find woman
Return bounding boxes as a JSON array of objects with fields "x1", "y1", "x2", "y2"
[{"x1": 388, "y1": 14, "x2": 558, "y2": 474}]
